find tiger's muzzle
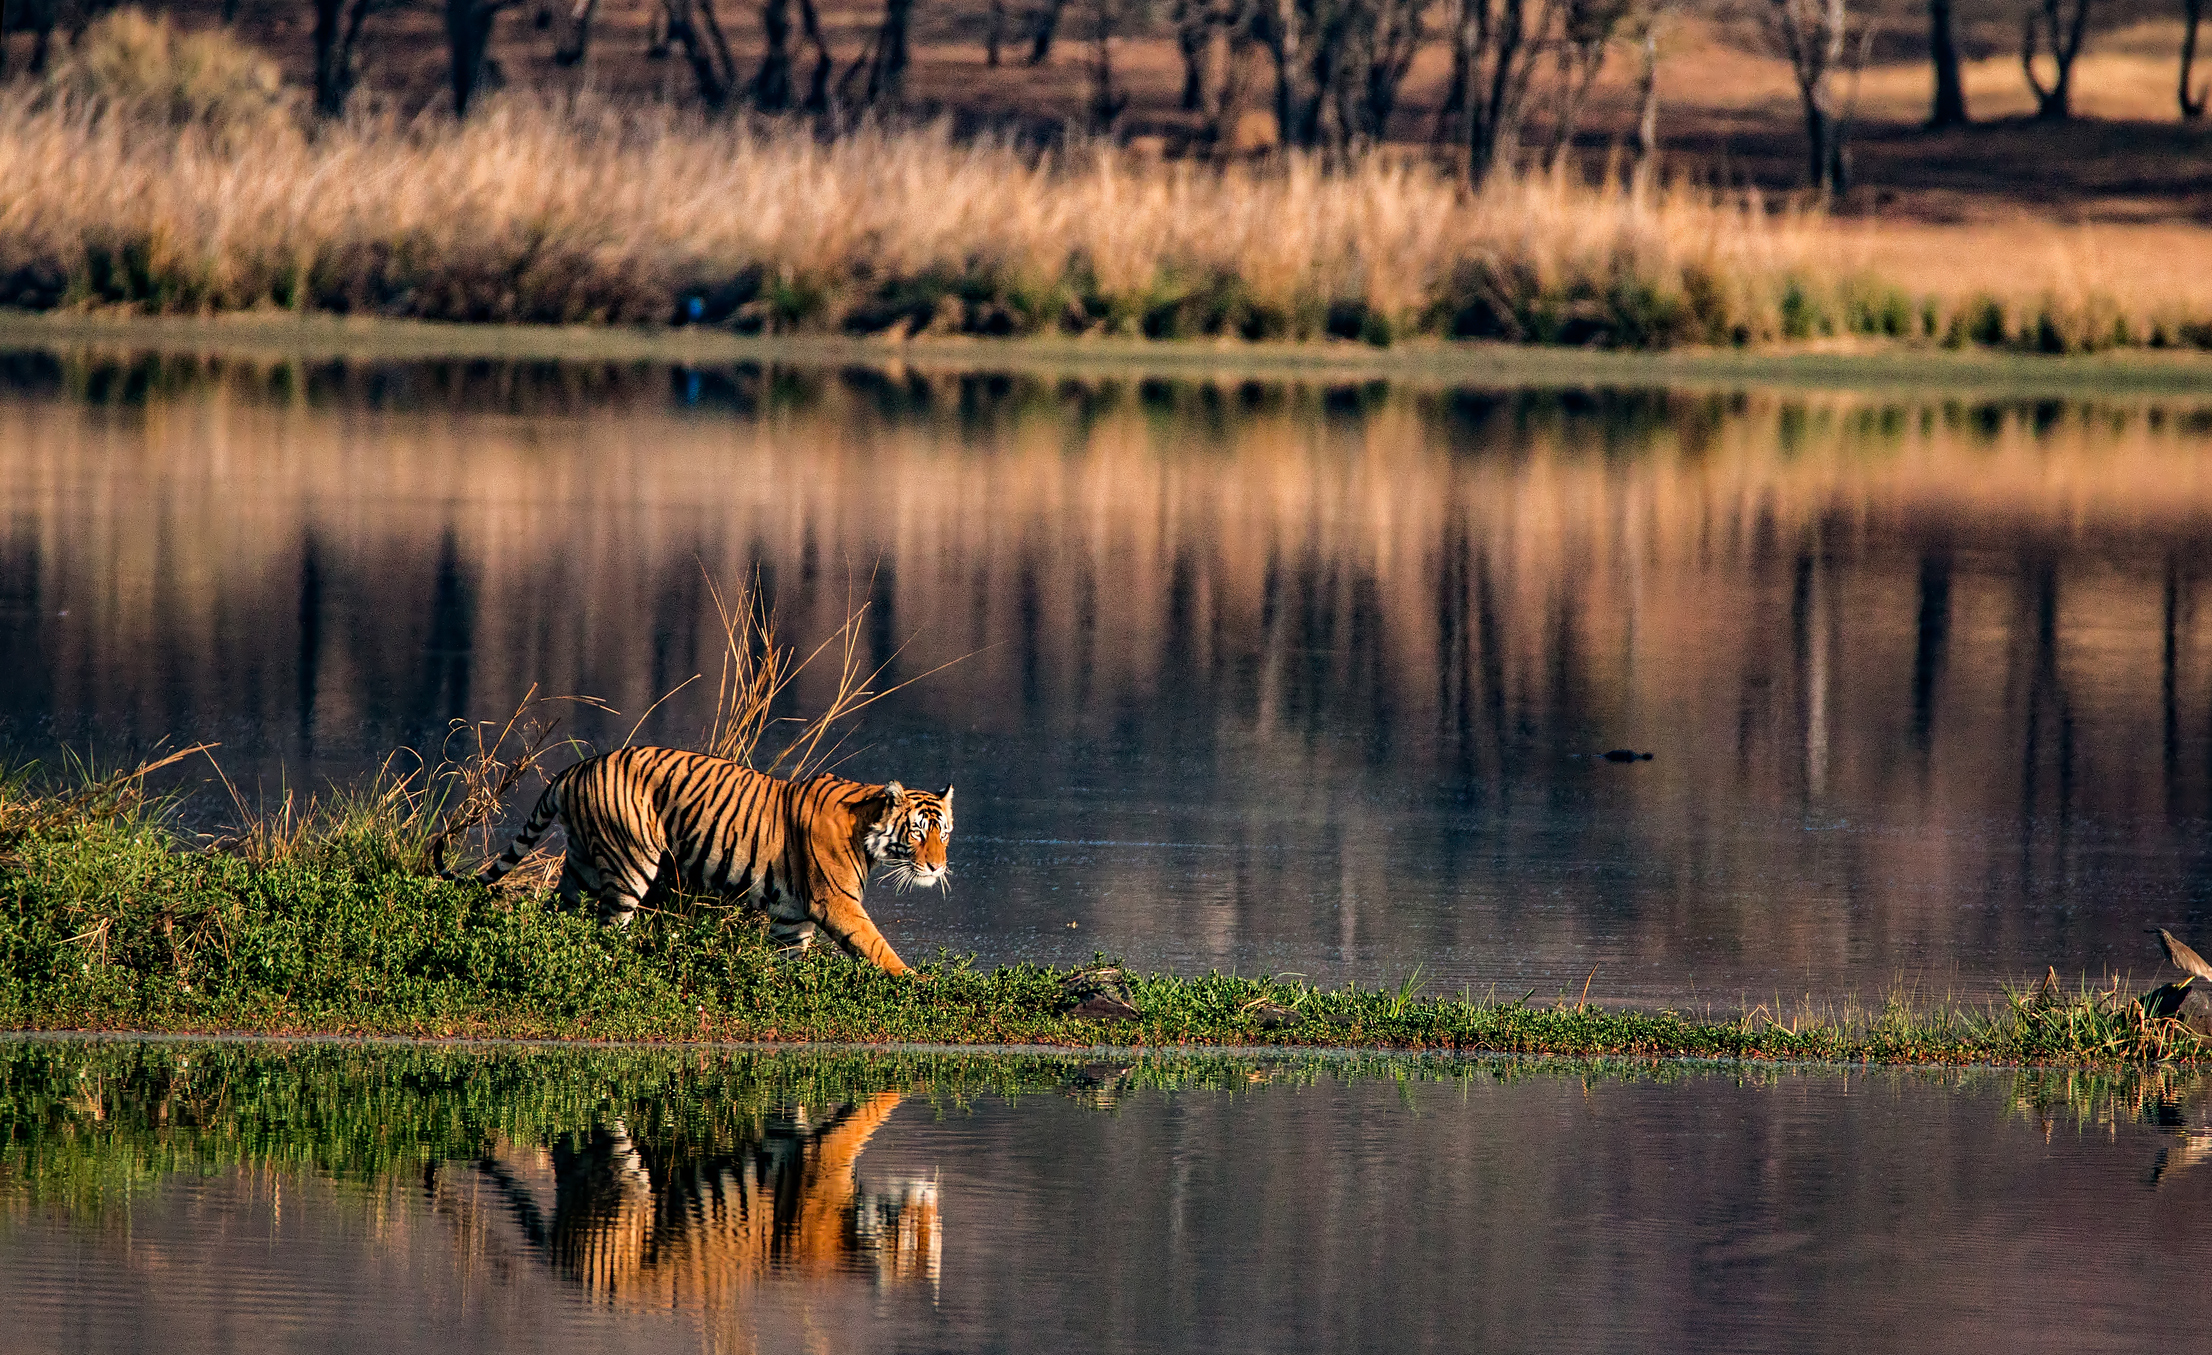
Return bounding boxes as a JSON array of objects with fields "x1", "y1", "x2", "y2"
[
  {"x1": 880, "y1": 822, "x2": 952, "y2": 892},
  {"x1": 908, "y1": 824, "x2": 949, "y2": 887}
]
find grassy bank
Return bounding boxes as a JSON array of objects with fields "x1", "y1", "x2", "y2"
[
  {"x1": 6, "y1": 13, "x2": 2212, "y2": 355},
  {"x1": 3, "y1": 759, "x2": 2207, "y2": 1067},
  {"x1": 25, "y1": 312, "x2": 2212, "y2": 399}
]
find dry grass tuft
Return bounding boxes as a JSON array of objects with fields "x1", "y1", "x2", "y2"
[
  {"x1": 0, "y1": 743, "x2": 210, "y2": 855},
  {"x1": 47, "y1": 9, "x2": 293, "y2": 139},
  {"x1": 700, "y1": 567, "x2": 963, "y2": 781},
  {"x1": 0, "y1": 83, "x2": 1837, "y2": 347}
]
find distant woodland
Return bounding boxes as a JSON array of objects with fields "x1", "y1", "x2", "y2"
[{"x1": 8, "y1": 0, "x2": 2212, "y2": 214}]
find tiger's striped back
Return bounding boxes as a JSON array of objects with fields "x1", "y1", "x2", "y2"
[{"x1": 473, "y1": 747, "x2": 951, "y2": 975}]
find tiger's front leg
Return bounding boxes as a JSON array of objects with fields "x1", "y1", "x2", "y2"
[{"x1": 802, "y1": 867, "x2": 911, "y2": 975}]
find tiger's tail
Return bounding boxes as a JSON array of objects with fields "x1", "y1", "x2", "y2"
[{"x1": 432, "y1": 777, "x2": 566, "y2": 884}]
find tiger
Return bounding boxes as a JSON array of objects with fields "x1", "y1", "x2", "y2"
[{"x1": 440, "y1": 746, "x2": 951, "y2": 975}]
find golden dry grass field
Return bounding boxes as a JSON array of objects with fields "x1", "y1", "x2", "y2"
[{"x1": 8, "y1": 0, "x2": 2212, "y2": 346}]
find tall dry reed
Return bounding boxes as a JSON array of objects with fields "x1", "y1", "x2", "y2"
[
  {"x1": 0, "y1": 80, "x2": 1834, "y2": 347},
  {"x1": 0, "y1": 18, "x2": 2198, "y2": 351}
]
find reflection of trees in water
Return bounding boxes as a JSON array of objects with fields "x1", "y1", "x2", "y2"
[
  {"x1": 19, "y1": 356, "x2": 2212, "y2": 986},
  {"x1": 427, "y1": 1092, "x2": 939, "y2": 1311}
]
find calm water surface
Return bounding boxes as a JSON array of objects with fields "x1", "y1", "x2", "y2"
[
  {"x1": 6, "y1": 349, "x2": 2212, "y2": 999},
  {"x1": 5, "y1": 1037, "x2": 2212, "y2": 1355}
]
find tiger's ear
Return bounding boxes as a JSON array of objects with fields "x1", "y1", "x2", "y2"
[
  {"x1": 941, "y1": 785, "x2": 953, "y2": 813},
  {"x1": 884, "y1": 780, "x2": 907, "y2": 806}
]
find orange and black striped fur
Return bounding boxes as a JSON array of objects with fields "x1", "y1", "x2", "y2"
[{"x1": 453, "y1": 747, "x2": 950, "y2": 975}]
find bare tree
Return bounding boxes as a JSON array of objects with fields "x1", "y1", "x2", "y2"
[
  {"x1": 1029, "y1": 0, "x2": 1066, "y2": 60},
  {"x1": 1174, "y1": 0, "x2": 1211, "y2": 106},
  {"x1": 1627, "y1": 0, "x2": 1672, "y2": 174},
  {"x1": 548, "y1": 0, "x2": 596, "y2": 65},
  {"x1": 1759, "y1": 0, "x2": 1852, "y2": 196},
  {"x1": 2021, "y1": 0, "x2": 2091, "y2": 119},
  {"x1": 312, "y1": 0, "x2": 387, "y2": 114},
  {"x1": 862, "y1": 0, "x2": 915, "y2": 105},
  {"x1": 1257, "y1": 0, "x2": 1427, "y2": 151},
  {"x1": 2182, "y1": 0, "x2": 2206, "y2": 118},
  {"x1": 755, "y1": 0, "x2": 794, "y2": 104},
  {"x1": 1436, "y1": 0, "x2": 1559, "y2": 183},
  {"x1": 1927, "y1": 0, "x2": 1966, "y2": 124},
  {"x1": 448, "y1": 0, "x2": 523, "y2": 114},
  {"x1": 1255, "y1": 0, "x2": 1324, "y2": 147},
  {"x1": 661, "y1": 0, "x2": 741, "y2": 107},
  {"x1": 1185, "y1": 0, "x2": 1260, "y2": 146},
  {"x1": 1342, "y1": 0, "x2": 1431, "y2": 145},
  {"x1": 1540, "y1": 0, "x2": 1627, "y2": 169},
  {"x1": 1087, "y1": 0, "x2": 1129, "y2": 128}
]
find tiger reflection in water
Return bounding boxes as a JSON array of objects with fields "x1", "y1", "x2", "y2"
[{"x1": 426, "y1": 1092, "x2": 939, "y2": 1308}]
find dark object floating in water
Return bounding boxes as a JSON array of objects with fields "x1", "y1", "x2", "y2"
[{"x1": 1600, "y1": 749, "x2": 1653, "y2": 763}]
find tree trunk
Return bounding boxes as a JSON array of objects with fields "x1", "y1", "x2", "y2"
[
  {"x1": 755, "y1": 0, "x2": 793, "y2": 107},
  {"x1": 798, "y1": 0, "x2": 833, "y2": 108},
  {"x1": 1175, "y1": 0, "x2": 1209, "y2": 110},
  {"x1": 1927, "y1": 0, "x2": 1966, "y2": 126},
  {"x1": 987, "y1": 0, "x2": 1004, "y2": 66},
  {"x1": 1799, "y1": 86, "x2": 1848, "y2": 195},
  {"x1": 1435, "y1": 0, "x2": 1473, "y2": 143},
  {"x1": 2022, "y1": 0, "x2": 2091, "y2": 120},
  {"x1": 1088, "y1": 0, "x2": 1125, "y2": 129},
  {"x1": 1802, "y1": 88, "x2": 1830, "y2": 190},
  {"x1": 665, "y1": 0, "x2": 738, "y2": 108},
  {"x1": 2183, "y1": 0, "x2": 2206, "y2": 119},
  {"x1": 447, "y1": 0, "x2": 499, "y2": 116},
  {"x1": 553, "y1": 0, "x2": 599, "y2": 66},
  {"x1": 1471, "y1": 0, "x2": 1528, "y2": 184},
  {"x1": 314, "y1": 0, "x2": 349, "y2": 115},
  {"x1": 1632, "y1": 23, "x2": 1659, "y2": 167},
  {"x1": 29, "y1": 2, "x2": 53, "y2": 73},
  {"x1": 866, "y1": 0, "x2": 913, "y2": 104},
  {"x1": 1028, "y1": 0, "x2": 1064, "y2": 62},
  {"x1": 1265, "y1": 0, "x2": 1309, "y2": 147}
]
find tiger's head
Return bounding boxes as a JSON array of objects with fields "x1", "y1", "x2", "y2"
[{"x1": 866, "y1": 782, "x2": 954, "y2": 891}]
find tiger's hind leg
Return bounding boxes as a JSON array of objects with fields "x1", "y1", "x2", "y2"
[
  {"x1": 763, "y1": 882, "x2": 819, "y2": 956},
  {"x1": 593, "y1": 867, "x2": 654, "y2": 927},
  {"x1": 559, "y1": 845, "x2": 655, "y2": 928}
]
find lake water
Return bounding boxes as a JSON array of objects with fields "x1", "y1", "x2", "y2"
[
  {"x1": 11, "y1": 342, "x2": 2212, "y2": 1353},
  {"x1": 6, "y1": 1035, "x2": 2212, "y2": 1355},
  {"x1": 6, "y1": 346, "x2": 2212, "y2": 1001}
]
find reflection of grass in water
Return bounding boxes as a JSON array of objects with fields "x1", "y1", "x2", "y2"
[
  {"x1": 4, "y1": 760, "x2": 2210, "y2": 1068},
  {"x1": 16, "y1": 313, "x2": 2212, "y2": 400},
  {"x1": 6, "y1": 1036, "x2": 2197, "y2": 1218},
  {"x1": 0, "y1": 1037, "x2": 2012, "y2": 1205}
]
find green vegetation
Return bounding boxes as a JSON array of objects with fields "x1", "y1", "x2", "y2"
[{"x1": 2, "y1": 756, "x2": 2208, "y2": 1067}]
